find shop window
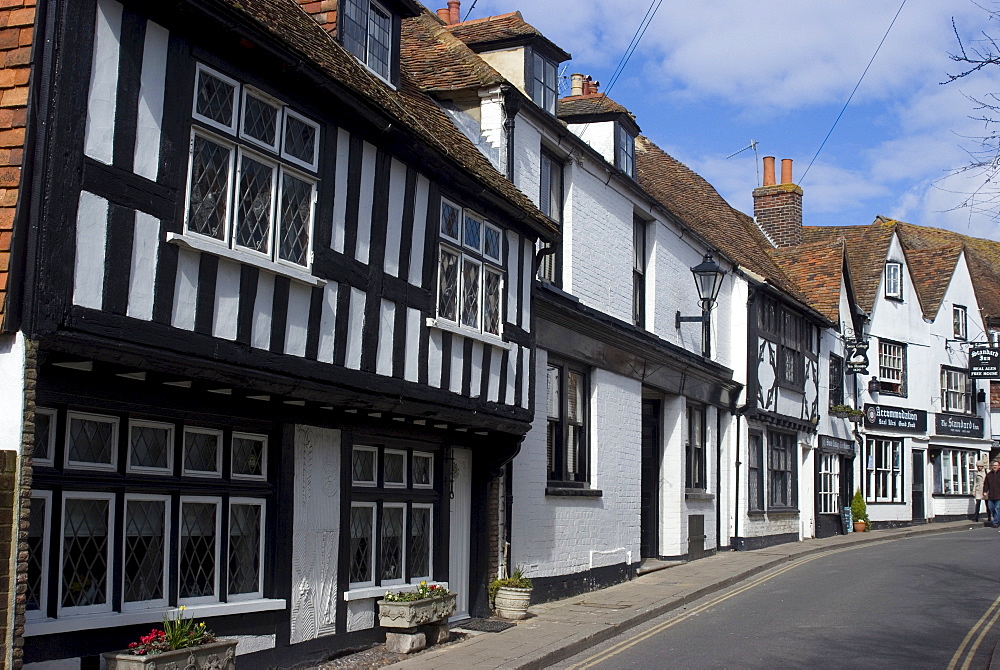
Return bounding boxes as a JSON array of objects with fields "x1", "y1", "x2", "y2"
[
  {"x1": 866, "y1": 437, "x2": 903, "y2": 503},
  {"x1": 767, "y1": 431, "x2": 797, "y2": 509},
  {"x1": 936, "y1": 449, "x2": 976, "y2": 495},
  {"x1": 817, "y1": 453, "x2": 840, "y2": 514}
]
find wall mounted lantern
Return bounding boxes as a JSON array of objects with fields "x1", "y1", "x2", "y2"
[
  {"x1": 868, "y1": 377, "x2": 881, "y2": 395},
  {"x1": 676, "y1": 252, "x2": 727, "y2": 357}
]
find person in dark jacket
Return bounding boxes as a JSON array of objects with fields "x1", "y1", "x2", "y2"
[{"x1": 983, "y1": 460, "x2": 1000, "y2": 528}]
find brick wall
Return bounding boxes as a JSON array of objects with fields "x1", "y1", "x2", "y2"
[
  {"x1": 752, "y1": 183, "x2": 802, "y2": 248},
  {"x1": 0, "y1": 0, "x2": 34, "y2": 321},
  {"x1": 295, "y1": 1, "x2": 338, "y2": 33}
]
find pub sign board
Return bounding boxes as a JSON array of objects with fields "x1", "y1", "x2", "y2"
[
  {"x1": 970, "y1": 348, "x2": 1000, "y2": 379},
  {"x1": 845, "y1": 339, "x2": 870, "y2": 374},
  {"x1": 864, "y1": 404, "x2": 927, "y2": 433},
  {"x1": 935, "y1": 413, "x2": 985, "y2": 438}
]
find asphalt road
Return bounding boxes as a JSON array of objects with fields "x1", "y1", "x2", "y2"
[{"x1": 553, "y1": 526, "x2": 1000, "y2": 670}]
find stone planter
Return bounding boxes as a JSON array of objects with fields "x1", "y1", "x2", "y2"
[
  {"x1": 494, "y1": 586, "x2": 532, "y2": 620},
  {"x1": 102, "y1": 639, "x2": 237, "y2": 670},
  {"x1": 377, "y1": 593, "x2": 457, "y2": 628}
]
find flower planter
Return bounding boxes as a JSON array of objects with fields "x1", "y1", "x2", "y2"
[
  {"x1": 378, "y1": 593, "x2": 457, "y2": 628},
  {"x1": 494, "y1": 586, "x2": 532, "y2": 620},
  {"x1": 102, "y1": 639, "x2": 237, "y2": 670},
  {"x1": 853, "y1": 521, "x2": 867, "y2": 533}
]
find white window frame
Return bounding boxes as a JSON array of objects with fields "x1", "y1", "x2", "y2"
[
  {"x1": 121, "y1": 493, "x2": 171, "y2": 612},
  {"x1": 483, "y1": 222, "x2": 504, "y2": 263},
  {"x1": 32, "y1": 407, "x2": 57, "y2": 467},
  {"x1": 64, "y1": 412, "x2": 119, "y2": 472},
  {"x1": 352, "y1": 445, "x2": 379, "y2": 487},
  {"x1": 349, "y1": 501, "x2": 377, "y2": 588},
  {"x1": 58, "y1": 491, "x2": 116, "y2": 617},
  {"x1": 192, "y1": 63, "x2": 239, "y2": 134},
  {"x1": 232, "y1": 146, "x2": 279, "y2": 261},
  {"x1": 383, "y1": 448, "x2": 408, "y2": 489},
  {"x1": 274, "y1": 165, "x2": 317, "y2": 271},
  {"x1": 231, "y1": 432, "x2": 268, "y2": 481},
  {"x1": 343, "y1": 0, "x2": 395, "y2": 84},
  {"x1": 884, "y1": 261, "x2": 902, "y2": 299},
  {"x1": 866, "y1": 438, "x2": 903, "y2": 503},
  {"x1": 463, "y1": 210, "x2": 484, "y2": 253},
  {"x1": 941, "y1": 367, "x2": 973, "y2": 415},
  {"x1": 483, "y1": 265, "x2": 504, "y2": 337},
  {"x1": 126, "y1": 420, "x2": 175, "y2": 475},
  {"x1": 459, "y1": 255, "x2": 483, "y2": 331},
  {"x1": 177, "y1": 496, "x2": 222, "y2": 606},
  {"x1": 181, "y1": 427, "x2": 223, "y2": 479},
  {"x1": 239, "y1": 86, "x2": 282, "y2": 153},
  {"x1": 617, "y1": 123, "x2": 635, "y2": 177},
  {"x1": 281, "y1": 107, "x2": 321, "y2": 172},
  {"x1": 409, "y1": 503, "x2": 434, "y2": 582},
  {"x1": 184, "y1": 128, "x2": 236, "y2": 246},
  {"x1": 228, "y1": 498, "x2": 266, "y2": 601},
  {"x1": 878, "y1": 340, "x2": 905, "y2": 394},
  {"x1": 817, "y1": 453, "x2": 840, "y2": 514},
  {"x1": 380, "y1": 502, "x2": 407, "y2": 587},
  {"x1": 531, "y1": 52, "x2": 558, "y2": 114},
  {"x1": 939, "y1": 449, "x2": 975, "y2": 495},
  {"x1": 954, "y1": 305, "x2": 968, "y2": 340},
  {"x1": 412, "y1": 452, "x2": 434, "y2": 489},
  {"x1": 26, "y1": 490, "x2": 52, "y2": 620}
]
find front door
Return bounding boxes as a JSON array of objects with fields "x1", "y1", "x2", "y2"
[
  {"x1": 449, "y1": 448, "x2": 472, "y2": 619},
  {"x1": 640, "y1": 399, "x2": 661, "y2": 558},
  {"x1": 912, "y1": 450, "x2": 925, "y2": 521},
  {"x1": 815, "y1": 451, "x2": 841, "y2": 538}
]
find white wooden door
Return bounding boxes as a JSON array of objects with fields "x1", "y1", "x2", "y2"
[{"x1": 449, "y1": 448, "x2": 472, "y2": 620}]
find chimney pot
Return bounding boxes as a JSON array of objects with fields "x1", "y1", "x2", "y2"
[
  {"x1": 448, "y1": 0, "x2": 460, "y2": 24},
  {"x1": 571, "y1": 73, "x2": 585, "y2": 97},
  {"x1": 762, "y1": 156, "x2": 776, "y2": 186},
  {"x1": 781, "y1": 158, "x2": 793, "y2": 184},
  {"x1": 437, "y1": 7, "x2": 450, "y2": 22}
]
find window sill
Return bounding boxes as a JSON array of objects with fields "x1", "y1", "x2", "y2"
[
  {"x1": 765, "y1": 508, "x2": 800, "y2": 516},
  {"x1": 344, "y1": 582, "x2": 449, "y2": 602},
  {"x1": 545, "y1": 487, "x2": 602, "y2": 497},
  {"x1": 425, "y1": 317, "x2": 513, "y2": 350},
  {"x1": 685, "y1": 490, "x2": 714, "y2": 502},
  {"x1": 23, "y1": 598, "x2": 286, "y2": 636},
  {"x1": 167, "y1": 233, "x2": 324, "y2": 287},
  {"x1": 747, "y1": 510, "x2": 766, "y2": 516},
  {"x1": 933, "y1": 493, "x2": 975, "y2": 498}
]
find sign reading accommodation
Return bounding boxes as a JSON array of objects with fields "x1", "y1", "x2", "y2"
[
  {"x1": 863, "y1": 404, "x2": 927, "y2": 433},
  {"x1": 935, "y1": 414, "x2": 985, "y2": 438},
  {"x1": 969, "y1": 348, "x2": 1000, "y2": 379},
  {"x1": 845, "y1": 339, "x2": 870, "y2": 374}
]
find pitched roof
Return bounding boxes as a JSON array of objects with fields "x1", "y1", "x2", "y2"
[
  {"x1": 802, "y1": 220, "x2": 896, "y2": 314},
  {"x1": 446, "y1": 11, "x2": 571, "y2": 61},
  {"x1": 902, "y1": 245, "x2": 962, "y2": 320},
  {"x1": 558, "y1": 94, "x2": 635, "y2": 121},
  {"x1": 635, "y1": 136, "x2": 816, "y2": 311},
  {"x1": 767, "y1": 240, "x2": 847, "y2": 323},
  {"x1": 402, "y1": 9, "x2": 507, "y2": 92},
  {"x1": 213, "y1": 0, "x2": 557, "y2": 240}
]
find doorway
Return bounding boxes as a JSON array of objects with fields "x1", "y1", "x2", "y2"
[
  {"x1": 640, "y1": 398, "x2": 661, "y2": 558},
  {"x1": 912, "y1": 450, "x2": 925, "y2": 522},
  {"x1": 449, "y1": 448, "x2": 472, "y2": 619}
]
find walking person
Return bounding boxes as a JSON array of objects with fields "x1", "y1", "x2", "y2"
[
  {"x1": 983, "y1": 460, "x2": 1000, "y2": 529},
  {"x1": 975, "y1": 458, "x2": 989, "y2": 522}
]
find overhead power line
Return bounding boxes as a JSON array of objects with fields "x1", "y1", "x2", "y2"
[
  {"x1": 800, "y1": 0, "x2": 907, "y2": 185},
  {"x1": 606, "y1": 0, "x2": 665, "y2": 96}
]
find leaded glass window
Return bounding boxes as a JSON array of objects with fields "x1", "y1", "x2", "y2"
[
  {"x1": 241, "y1": 90, "x2": 279, "y2": 150},
  {"x1": 380, "y1": 504, "x2": 404, "y2": 583},
  {"x1": 438, "y1": 248, "x2": 459, "y2": 322},
  {"x1": 179, "y1": 500, "x2": 218, "y2": 601},
  {"x1": 464, "y1": 213, "x2": 482, "y2": 252},
  {"x1": 61, "y1": 495, "x2": 112, "y2": 611},
  {"x1": 33, "y1": 408, "x2": 55, "y2": 465},
  {"x1": 194, "y1": 65, "x2": 237, "y2": 132},
  {"x1": 128, "y1": 421, "x2": 173, "y2": 473},
  {"x1": 234, "y1": 153, "x2": 275, "y2": 255},
  {"x1": 413, "y1": 453, "x2": 433, "y2": 488},
  {"x1": 65, "y1": 413, "x2": 118, "y2": 470},
  {"x1": 183, "y1": 429, "x2": 221, "y2": 477},
  {"x1": 26, "y1": 494, "x2": 49, "y2": 615},
  {"x1": 367, "y1": 3, "x2": 392, "y2": 80},
  {"x1": 233, "y1": 433, "x2": 267, "y2": 480},
  {"x1": 188, "y1": 134, "x2": 232, "y2": 240},
  {"x1": 410, "y1": 505, "x2": 432, "y2": 580},
  {"x1": 484, "y1": 224, "x2": 502, "y2": 262},
  {"x1": 229, "y1": 501, "x2": 263, "y2": 598},
  {"x1": 350, "y1": 503, "x2": 375, "y2": 585},
  {"x1": 341, "y1": 0, "x2": 397, "y2": 82},
  {"x1": 353, "y1": 446, "x2": 377, "y2": 486},
  {"x1": 278, "y1": 172, "x2": 313, "y2": 266},
  {"x1": 441, "y1": 202, "x2": 460, "y2": 242},
  {"x1": 123, "y1": 497, "x2": 167, "y2": 605},
  {"x1": 384, "y1": 449, "x2": 406, "y2": 487},
  {"x1": 483, "y1": 269, "x2": 502, "y2": 336},
  {"x1": 283, "y1": 110, "x2": 319, "y2": 170},
  {"x1": 461, "y1": 258, "x2": 481, "y2": 329}
]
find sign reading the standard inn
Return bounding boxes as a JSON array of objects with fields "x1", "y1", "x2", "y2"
[
  {"x1": 864, "y1": 404, "x2": 927, "y2": 432},
  {"x1": 935, "y1": 414, "x2": 985, "y2": 438}
]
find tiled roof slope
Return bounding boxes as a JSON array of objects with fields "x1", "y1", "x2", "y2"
[
  {"x1": 558, "y1": 94, "x2": 634, "y2": 119},
  {"x1": 991, "y1": 381, "x2": 1000, "y2": 406},
  {"x1": 902, "y1": 245, "x2": 962, "y2": 320},
  {"x1": 402, "y1": 9, "x2": 507, "y2": 92},
  {"x1": 214, "y1": 0, "x2": 557, "y2": 240},
  {"x1": 802, "y1": 220, "x2": 896, "y2": 314},
  {"x1": 635, "y1": 136, "x2": 813, "y2": 310},
  {"x1": 446, "y1": 11, "x2": 571, "y2": 61},
  {"x1": 767, "y1": 240, "x2": 846, "y2": 323}
]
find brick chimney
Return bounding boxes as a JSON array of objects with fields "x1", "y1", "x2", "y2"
[
  {"x1": 753, "y1": 156, "x2": 802, "y2": 248},
  {"x1": 296, "y1": 0, "x2": 338, "y2": 33}
]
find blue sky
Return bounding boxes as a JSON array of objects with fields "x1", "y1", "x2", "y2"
[{"x1": 456, "y1": 0, "x2": 1000, "y2": 241}]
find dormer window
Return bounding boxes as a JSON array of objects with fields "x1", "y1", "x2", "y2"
[
  {"x1": 616, "y1": 123, "x2": 635, "y2": 177},
  {"x1": 884, "y1": 261, "x2": 902, "y2": 300},
  {"x1": 531, "y1": 52, "x2": 557, "y2": 114},
  {"x1": 342, "y1": 0, "x2": 397, "y2": 83}
]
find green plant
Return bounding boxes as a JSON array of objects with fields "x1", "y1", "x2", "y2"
[
  {"x1": 829, "y1": 404, "x2": 864, "y2": 418},
  {"x1": 850, "y1": 488, "x2": 869, "y2": 525},
  {"x1": 127, "y1": 606, "x2": 215, "y2": 656},
  {"x1": 489, "y1": 567, "x2": 532, "y2": 607},
  {"x1": 382, "y1": 581, "x2": 451, "y2": 602}
]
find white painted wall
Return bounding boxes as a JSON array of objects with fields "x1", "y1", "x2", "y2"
[
  {"x1": 566, "y1": 120, "x2": 616, "y2": 165},
  {"x1": 0, "y1": 333, "x2": 25, "y2": 453}
]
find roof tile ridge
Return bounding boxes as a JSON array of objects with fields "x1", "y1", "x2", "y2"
[{"x1": 450, "y1": 10, "x2": 524, "y2": 27}]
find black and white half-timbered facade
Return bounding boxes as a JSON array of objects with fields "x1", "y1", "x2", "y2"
[{"x1": 5, "y1": 0, "x2": 556, "y2": 666}]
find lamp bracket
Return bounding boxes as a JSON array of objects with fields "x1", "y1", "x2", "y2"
[{"x1": 676, "y1": 311, "x2": 709, "y2": 329}]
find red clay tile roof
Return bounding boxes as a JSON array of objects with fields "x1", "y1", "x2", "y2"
[
  {"x1": 992, "y1": 381, "x2": 1000, "y2": 406},
  {"x1": 446, "y1": 11, "x2": 571, "y2": 61},
  {"x1": 402, "y1": 9, "x2": 507, "y2": 92},
  {"x1": 558, "y1": 94, "x2": 634, "y2": 120},
  {"x1": 214, "y1": 0, "x2": 557, "y2": 241},
  {"x1": 803, "y1": 220, "x2": 897, "y2": 314},
  {"x1": 767, "y1": 240, "x2": 846, "y2": 323},
  {"x1": 902, "y1": 245, "x2": 962, "y2": 320}
]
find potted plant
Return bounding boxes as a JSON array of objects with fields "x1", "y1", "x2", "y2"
[
  {"x1": 851, "y1": 488, "x2": 869, "y2": 532},
  {"x1": 489, "y1": 568, "x2": 533, "y2": 620},
  {"x1": 377, "y1": 581, "x2": 456, "y2": 629},
  {"x1": 102, "y1": 606, "x2": 235, "y2": 669},
  {"x1": 830, "y1": 404, "x2": 864, "y2": 422}
]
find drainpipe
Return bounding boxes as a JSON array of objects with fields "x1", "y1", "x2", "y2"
[
  {"x1": 716, "y1": 408, "x2": 722, "y2": 550},
  {"x1": 732, "y1": 403, "x2": 749, "y2": 549},
  {"x1": 502, "y1": 89, "x2": 522, "y2": 182}
]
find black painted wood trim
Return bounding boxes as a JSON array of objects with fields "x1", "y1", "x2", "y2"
[
  {"x1": 81, "y1": 158, "x2": 177, "y2": 221},
  {"x1": 305, "y1": 285, "x2": 324, "y2": 361},
  {"x1": 113, "y1": 9, "x2": 146, "y2": 173},
  {"x1": 102, "y1": 204, "x2": 135, "y2": 316},
  {"x1": 333, "y1": 281, "x2": 351, "y2": 367},
  {"x1": 440, "y1": 331, "x2": 452, "y2": 391},
  {"x1": 269, "y1": 275, "x2": 290, "y2": 355},
  {"x1": 461, "y1": 336, "x2": 474, "y2": 397},
  {"x1": 396, "y1": 166, "x2": 416, "y2": 283},
  {"x1": 479, "y1": 342, "x2": 493, "y2": 401},
  {"x1": 342, "y1": 133, "x2": 363, "y2": 260},
  {"x1": 391, "y1": 298, "x2": 407, "y2": 379},
  {"x1": 193, "y1": 252, "x2": 218, "y2": 336},
  {"x1": 235, "y1": 264, "x2": 259, "y2": 345},
  {"x1": 421, "y1": 183, "x2": 440, "y2": 291},
  {"x1": 151, "y1": 242, "x2": 178, "y2": 325}
]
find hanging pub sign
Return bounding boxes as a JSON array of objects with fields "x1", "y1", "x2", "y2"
[
  {"x1": 969, "y1": 348, "x2": 1000, "y2": 379},
  {"x1": 935, "y1": 414, "x2": 985, "y2": 438},
  {"x1": 845, "y1": 339, "x2": 870, "y2": 374},
  {"x1": 864, "y1": 404, "x2": 927, "y2": 433}
]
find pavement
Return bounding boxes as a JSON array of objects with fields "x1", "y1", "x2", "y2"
[{"x1": 385, "y1": 520, "x2": 980, "y2": 670}]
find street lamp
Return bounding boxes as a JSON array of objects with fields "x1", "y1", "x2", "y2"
[{"x1": 676, "y1": 252, "x2": 727, "y2": 357}]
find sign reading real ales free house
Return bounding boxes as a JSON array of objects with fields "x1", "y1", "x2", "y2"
[
  {"x1": 864, "y1": 404, "x2": 927, "y2": 433},
  {"x1": 969, "y1": 348, "x2": 1000, "y2": 379}
]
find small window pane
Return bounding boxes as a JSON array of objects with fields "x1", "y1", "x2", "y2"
[
  {"x1": 26, "y1": 497, "x2": 46, "y2": 611},
  {"x1": 184, "y1": 430, "x2": 220, "y2": 476},
  {"x1": 233, "y1": 435, "x2": 267, "y2": 478},
  {"x1": 438, "y1": 248, "x2": 459, "y2": 321},
  {"x1": 34, "y1": 410, "x2": 53, "y2": 462},
  {"x1": 342, "y1": 0, "x2": 368, "y2": 63},
  {"x1": 367, "y1": 3, "x2": 392, "y2": 79},
  {"x1": 413, "y1": 454, "x2": 433, "y2": 487},
  {"x1": 410, "y1": 506, "x2": 431, "y2": 579},
  {"x1": 242, "y1": 92, "x2": 279, "y2": 147},
  {"x1": 483, "y1": 269, "x2": 502, "y2": 335},
  {"x1": 461, "y1": 258, "x2": 481, "y2": 329},
  {"x1": 384, "y1": 450, "x2": 406, "y2": 486},
  {"x1": 229, "y1": 503, "x2": 262, "y2": 596},
  {"x1": 188, "y1": 135, "x2": 231, "y2": 240},
  {"x1": 484, "y1": 225, "x2": 502, "y2": 261},
  {"x1": 179, "y1": 501, "x2": 217, "y2": 599},
  {"x1": 129, "y1": 423, "x2": 171, "y2": 471},
  {"x1": 349, "y1": 505, "x2": 374, "y2": 584},
  {"x1": 235, "y1": 154, "x2": 274, "y2": 255},
  {"x1": 284, "y1": 113, "x2": 318, "y2": 167},
  {"x1": 67, "y1": 415, "x2": 116, "y2": 467},
  {"x1": 381, "y1": 506, "x2": 404, "y2": 581},
  {"x1": 353, "y1": 447, "x2": 376, "y2": 485},
  {"x1": 124, "y1": 499, "x2": 166, "y2": 603},
  {"x1": 61, "y1": 498, "x2": 110, "y2": 608},
  {"x1": 441, "y1": 202, "x2": 460, "y2": 241},
  {"x1": 195, "y1": 68, "x2": 236, "y2": 129},
  {"x1": 464, "y1": 214, "x2": 482, "y2": 251},
  {"x1": 278, "y1": 172, "x2": 312, "y2": 266}
]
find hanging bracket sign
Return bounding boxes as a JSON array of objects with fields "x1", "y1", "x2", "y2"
[
  {"x1": 969, "y1": 348, "x2": 1000, "y2": 379},
  {"x1": 845, "y1": 339, "x2": 870, "y2": 374}
]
